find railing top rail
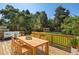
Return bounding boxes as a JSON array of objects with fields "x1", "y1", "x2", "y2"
[{"x1": 32, "y1": 31, "x2": 73, "y2": 38}]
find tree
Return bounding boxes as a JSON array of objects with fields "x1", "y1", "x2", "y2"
[
  {"x1": 0, "y1": 5, "x2": 20, "y2": 30},
  {"x1": 0, "y1": 4, "x2": 33, "y2": 33},
  {"x1": 0, "y1": 4, "x2": 49, "y2": 33},
  {"x1": 32, "y1": 11, "x2": 42, "y2": 31},
  {"x1": 54, "y1": 6, "x2": 70, "y2": 32},
  {"x1": 40, "y1": 11, "x2": 48, "y2": 28},
  {"x1": 0, "y1": 5, "x2": 19, "y2": 19},
  {"x1": 25, "y1": 9, "x2": 30, "y2": 14},
  {"x1": 47, "y1": 19, "x2": 54, "y2": 31},
  {"x1": 0, "y1": 19, "x2": 5, "y2": 25},
  {"x1": 32, "y1": 11, "x2": 48, "y2": 31},
  {"x1": 61, "y1": 16, "x2": 79, "y2": 35}
]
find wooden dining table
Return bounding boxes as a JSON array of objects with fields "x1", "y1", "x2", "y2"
[{"x1": 17, "y1": 36, "x2": 49, "y2": 55}]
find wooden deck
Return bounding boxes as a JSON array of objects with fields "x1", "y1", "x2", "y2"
[
  {"x1": 0, "y1": 40, "x2": 70, "y2": 55},
  {"x1": 0, "y1": 40, "x2": 11, "y2": 55}
]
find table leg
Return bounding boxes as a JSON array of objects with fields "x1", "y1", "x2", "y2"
[
  {"x1": 32, "y1": 47, "x2": 36, "y2": 55},
  {"x1": 45, "y1": 42, "x2": 49, "y2": 55}
]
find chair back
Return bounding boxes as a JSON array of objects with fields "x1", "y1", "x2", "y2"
[{"x1": 11, "y1": 37, "x2": 22, "y2": 55}]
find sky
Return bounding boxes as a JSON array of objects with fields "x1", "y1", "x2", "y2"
[{"x1": 0, "y1": 3, "x2": 79, "y2": 19}]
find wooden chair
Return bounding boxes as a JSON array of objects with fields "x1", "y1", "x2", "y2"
[
  {"x1": 11, "y1": 37, "x2": 32, "y2": 55},
  {"x1": 11, "y1": 38, "x2": 18, "y2": 55},
  {"x1": 40, "y1": 35, "x2": 47, "y2": 40},
  {"x1": 15, "y1": 40, "x2": 32, "y2": 55}
]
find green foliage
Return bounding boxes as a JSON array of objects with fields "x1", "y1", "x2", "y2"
[
  {"x1": 0, "y1": 4, "x2": 49, "y2": 34},
  {"x1": 32, "y1": 11, "x2": 48, "y2": 31},
  {"x1": 0, "y1": 5, "x2": 33, "y2": 34},
  {"x1": 54, "y1": 6, "x2": 70, "y2": 32},
  {"x1": 47, "y1": 19, "x2": 54, "y2": 31},
  {"x1": 40, "y1": 11, "x2": 48, "y2": 27},
  {"x1": 71, "y1": 36, "x2": 78, "y2": 48},
  {"x1": 61, "y1": 16, "x2": 79, "y2": 35},
  {"x1": 32, "y1": 12, "x2": 42, "y2": 31},
  {"x1": 1, "y1": 4, "x2": 79, "y2": 36},
  {"x1": 0, "y1": 19, "x2": 4, "y2": 25}
]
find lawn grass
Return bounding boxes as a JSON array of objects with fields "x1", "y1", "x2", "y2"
[{"x1": 46, "y1": 31, "x2": 64, "y2": 34}]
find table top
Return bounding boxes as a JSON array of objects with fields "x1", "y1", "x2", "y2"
[{"x1": 17, "y1": 36, "x2": 48, "y2": 47}]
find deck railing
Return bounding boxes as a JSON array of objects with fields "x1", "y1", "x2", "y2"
[{"x1": 31, "y1": 32, "x2": 73, "y2": 52}]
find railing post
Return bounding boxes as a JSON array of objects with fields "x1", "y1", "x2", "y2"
[{"x1": 49, "y1": 34, "x2": 53, "y2": 45}]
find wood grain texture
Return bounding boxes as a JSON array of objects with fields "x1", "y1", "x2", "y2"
[{"x1": 0, "y1": 40, "x2": 11, "y2": 55}]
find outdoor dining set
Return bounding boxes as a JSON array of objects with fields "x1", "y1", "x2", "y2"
[{"x1": 11, "y1": 36, "x2": 49, "y2": 55}]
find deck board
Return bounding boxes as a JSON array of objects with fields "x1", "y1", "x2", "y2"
[
  {"x1": 0, "y1": 40, "x2": 70, "y2": 55},
  {"x1": 0, "y1": 40, "x2": 11, "y2": 55}
]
